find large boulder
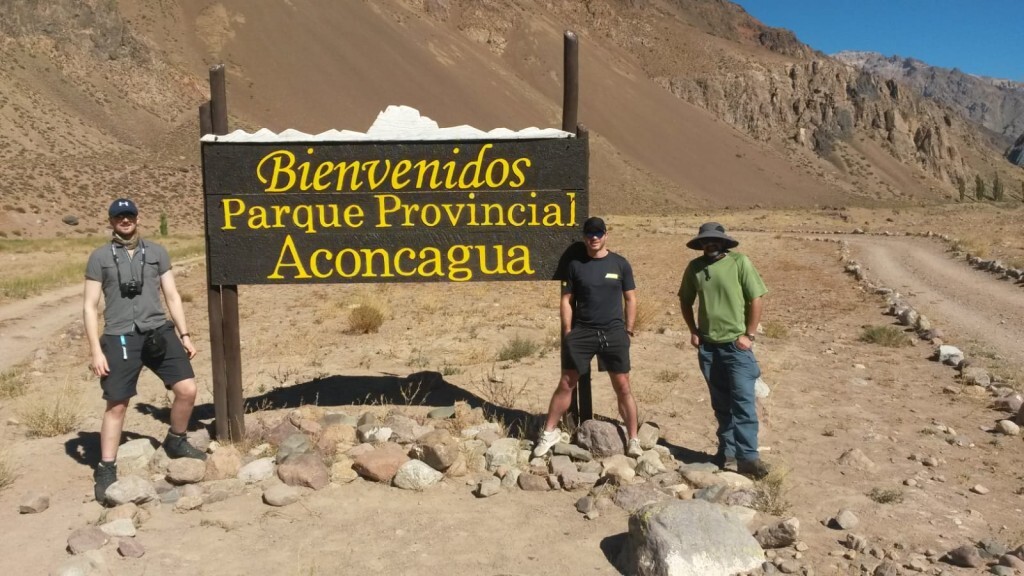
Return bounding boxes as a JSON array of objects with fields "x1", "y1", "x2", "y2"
[
  {"x1": 617, "y1": 499, "x2": 764, "y2": 576},
  {"x1": 576, "y1": 419, "x2": 624, "y2": 458}
]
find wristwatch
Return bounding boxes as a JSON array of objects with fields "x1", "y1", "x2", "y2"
[{"x1": 745, "y1": 333, "x2": 756, "y2": 341}]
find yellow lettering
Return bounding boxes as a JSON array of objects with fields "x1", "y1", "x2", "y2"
[
  {"x1": 417, "y1": 247, "x2": 443, "y2": 277},
  {"x1": 310, "y1": 249, "x2": 333, "y2": 278},
  {"x1": 376, "y1": 194, "x2": 401, "y2": 228},
  {"x1": 221, "y1": 198, "x2": 245, "y2": 230},
  {"x1": 343, "y1": 204, "x2": 364, "y2": 228},
  {"x1": 478, "y1": 245, "x2": 506, "y2": 275},
  {"x1": 506, "y1": 245, "x2": 534, "y2": 275},
  {"x1": 248, "y1": 206, "x2": 270, "y2": 230},
  {"x1": 420, "y1": 204, "x2": 441, "y2": 227},
  {"x1": 335, "y1": 248, "x2": 361, "y2": 278},
  {"x1": 392, "y1": 160, "x2": 413, "y2": 189},
  {"x1": 293, "y1": 204, "x2": 315, "y2": 234},
  {"x1": 542, "y1": 204, "x2": 564, "y2": 226},
  {"x1": 394, "y1": 248, "x2": 416, "y2": 277},
  {"x1": 269, "y1": 235, "x2": 311, "y2": 279},
  {"x1": 256, "y1": 150, "x2": 297, "y2": 193},
  {"x1": 414, "y1": 159, "x2": 443, "y2": 189},
  {"x1": 484, "y1": 158, "x2": 510, "y2": 188},
  {"x1": 509, "y1": 158, "x2": 531, "y2": 187},
  {"x1": 360, "y1": 248, "x2": 393, "y2": 278},
  {"x1": 447, "y1": 245, "x2": 472, "y2": 281}
]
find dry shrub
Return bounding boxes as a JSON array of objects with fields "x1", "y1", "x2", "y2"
[
  {"x1": 19, "y1": 382, "x2": 83, "y2": 437},
  {"x1": 762, "y1": 321, "x2": 789, "y2": 339},
  {"x1": 859, "y1": 325, "x2": 910, "y2": 347},
  {"x1": 0, "y1": 366, "x2": 28, "y2": 398},
  {"x1": 950, "y1": 236, "x2": 990, "y2": 258},
  {"x1": 349, "y1": 303, "x2": 385, "y2": 334},
  {"x1": 753, "y1": 466, "x2": 793, "y2": 516},
  {"x1": 475, "y1": 368, "x2": 530, "y2": 409},
  {"x1": 867, "y1": 487, "x2": 904, "y2": 504},
  {"x1": 0, "y1": 451, "x2": 15, "y2": 492},
  {"x1": 632, "y1": 298, "x2": 662, "y2": 333},
  {"x1": 496, "y1": 335, "x2": 540, "y2": 362}
]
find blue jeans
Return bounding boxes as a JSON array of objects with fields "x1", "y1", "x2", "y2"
[{"x1": 697, "y1": 341, "x2": 761, "y2": 461}]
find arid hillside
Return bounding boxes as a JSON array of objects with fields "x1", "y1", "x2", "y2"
[{"x1": 0, "y1": 0, "x2": 1019, "y2": 239}]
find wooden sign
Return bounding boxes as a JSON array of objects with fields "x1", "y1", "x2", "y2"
[{"x1": 202, "y1": 138, "x2": 588, "y2": 285}]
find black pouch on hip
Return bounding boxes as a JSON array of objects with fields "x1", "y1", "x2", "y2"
[{"x1": 141, "y1": 329, "x2": 167, "y2": 362}]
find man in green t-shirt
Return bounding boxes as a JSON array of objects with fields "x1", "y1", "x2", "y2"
[{"x1": 678, "y1": 222, "x2": 769, "y2": 479}]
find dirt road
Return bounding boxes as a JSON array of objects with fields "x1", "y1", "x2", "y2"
[{"x1": 838, "y1": 233, "x2": 1024, "y2": 367}]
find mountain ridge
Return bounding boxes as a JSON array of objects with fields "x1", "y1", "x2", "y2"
[{"x1": 0, "y1": 0, "x2": 1019, "y2": 238}]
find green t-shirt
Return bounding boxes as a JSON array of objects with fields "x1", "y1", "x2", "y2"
[{"x1": 678, "y1": 252, "x2": 767, "y2": 344}]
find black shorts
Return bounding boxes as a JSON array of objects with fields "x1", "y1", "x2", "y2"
[
  {"x1": 560, "y1": 326, "x2": 631, "y2": 374},
  {"x1": 100, "y1": 322, "x2": 195, "y2": 402}
]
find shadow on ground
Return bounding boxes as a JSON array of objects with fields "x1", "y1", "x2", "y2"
[
  {"x1": 135, "y1": 371, "x2": 541, "y2": 438},
  {"x1": 64, "y1": 430, "x2": 156, "y2": 468}
]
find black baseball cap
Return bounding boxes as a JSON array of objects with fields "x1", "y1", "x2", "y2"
[
  {"x1": 582, "y1": 217, "x2": 607, "y2": 234},
  {"x1": 108, "y1": 198, "x2": 138, "y2": 217}
]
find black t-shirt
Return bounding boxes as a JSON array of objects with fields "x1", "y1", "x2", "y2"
[{"x1": 562, "y1": 252, "x2": 636, "y2": 330}]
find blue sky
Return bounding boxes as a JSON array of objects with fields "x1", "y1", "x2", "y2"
[{"x1": 732, "y1": 1, "x2": 1024, "y2": 81}]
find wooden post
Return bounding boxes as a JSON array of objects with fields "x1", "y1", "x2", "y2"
[
  {"x1": 561, "y1": 31, "x2": 579, "y2": 134},
  {"x1": 561, "y1": 30, "x2": 591, "y2": 425},
  {"x1": 207, "y1": 65, "x2": 245, "y2": 440},
  {"x1": 199, "y1": 100, "x2": 230, "y2": 442}
]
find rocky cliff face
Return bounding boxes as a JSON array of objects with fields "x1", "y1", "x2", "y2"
[
  {"x1": 440, "y1": 0, "x2": 987, "y2": 190},
  {"x1": 659, "y1": 53, "x2": 971, "y2": 186},
  {"x1": 834, "y1": 51, "x2": 1024, "y2": 145}
]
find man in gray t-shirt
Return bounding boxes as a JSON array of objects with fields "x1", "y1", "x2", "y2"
[{"x1": 83, "y1": 198, "x2": 206, "y2": 504}]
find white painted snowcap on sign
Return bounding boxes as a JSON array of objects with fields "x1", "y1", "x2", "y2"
[{"x1": 200, "y1": 105, "x2": 575, "y2": 142}]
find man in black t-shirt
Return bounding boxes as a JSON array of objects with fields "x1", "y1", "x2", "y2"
[{"x1": 533, "y1": 217, "x2": 643, "y2": 458}]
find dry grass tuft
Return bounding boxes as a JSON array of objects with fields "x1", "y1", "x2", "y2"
[
  {"x1": 0, "y1": 366, "x2": 29, "y2": 398},
  {"x1": 349, "y1": 303, "x2": 385, "y2": 334},
  {"x1": 0, "y1": 451, "x2": 15, "y2": 492},
  {"x1": 762, "y1": 320, "x2": 789, "y2": 339},
  {"x1": 752, "y1": 466, "x2": 793, "y2": 516},
  {"x1": 867, "y1": 487, "x2": 905, "y2": 504},
  {"x1": 475, "y1": 368, "x2": 530, "y2": 409},
  {"x1": 496, "y1": 335, "x2": 541, "y2": 362},
  {"x1": 632, "y1": 298, "x2": 663, "y2": 333},
  {"x1": 859, "y1": 325, "x2": 910, "y2": 347},
  {"x1": 19, "y1": 382, "x2": 84, "y2": 437}
]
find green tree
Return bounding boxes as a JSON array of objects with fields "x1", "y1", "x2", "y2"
[
  {"x1": 159, "y1": 212, "x2": 168, "y2": 237},
  {"x1": 957, "y1": 176, "x2": 966, "y2": 201},
  {"x1": 975, "y1": 174, "x2": 986, "y2": 201},
  {"x1": 992, "y1": 173, "x2": 1004, "y2": 201}
]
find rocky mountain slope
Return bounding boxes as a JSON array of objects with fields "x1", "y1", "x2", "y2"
[
  {"x1": 834, "y1": 50, "x2": 1024, "y2": 146},
  {"x1": 0, "y1": 0, "x2": 1018, "y2": 238}
]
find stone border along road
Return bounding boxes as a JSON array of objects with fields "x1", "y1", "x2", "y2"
[
  {"x1": 756, "y1": 229, "x2": 1024, "y2": 370},
  {"x1": 0, "y1": 257, "x2": 204, "y2": 373}
]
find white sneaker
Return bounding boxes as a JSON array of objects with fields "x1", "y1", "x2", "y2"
[
  {"x1": 626, "y1": 438, "x2": 643, "y2": 458},
  {"x1": 533, "y1": 429, "x2": 562, "y2": 458}
]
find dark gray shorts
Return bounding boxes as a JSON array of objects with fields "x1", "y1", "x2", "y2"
[
  {"x1": 561, "y1": 326, "x2": 631, "y2": 374},
  {"x1": 100, "y1": 322, "x2": 194, "y2": 402}
]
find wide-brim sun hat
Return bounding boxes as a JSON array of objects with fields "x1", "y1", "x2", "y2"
[{"x1": 686, "y1": 222, "x2": 739, "y2": 250}]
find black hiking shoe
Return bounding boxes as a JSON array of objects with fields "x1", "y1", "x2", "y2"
[
  {"x1": 93, "y1": 461, "x2": 117, "y2": 504},
  {"x1": 162, "y1": 430, "x2": 207, "y2": 460},
  {"x1": 716, "y1": 455, "x2": 738, "y2": 472},
  {"x1": 737, "y1": 458, "x2": 771, "y2": 480}
]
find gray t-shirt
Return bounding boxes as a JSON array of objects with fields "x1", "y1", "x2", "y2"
[{"x1": 85, "y1": 240, "x2": 171, "y2": 335}]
